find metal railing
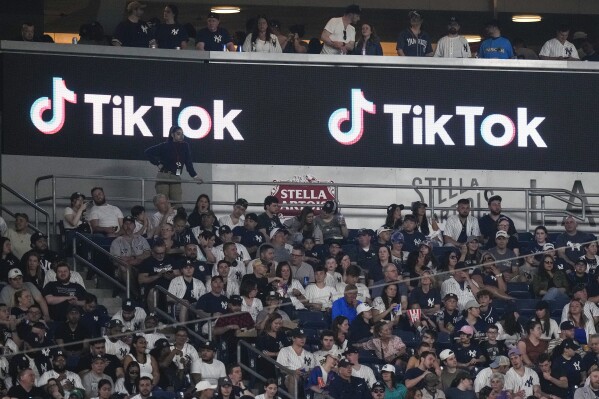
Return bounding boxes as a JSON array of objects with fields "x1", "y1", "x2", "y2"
[
  {"x1": 1, "y1": 182, "x2": 50, "y2": 238},
  {"x1": 34, "y1": 174, "x2": 594, "y2": 244},
  {"x1": 154, "y1": 285, "x2": 208, "y2": 342},
  {"x1": 72, "y1": 232, "x2": 129, "y2": 297},
  {"x1": 237, "y1": 340, "x2": 297, "y2": 399},
  {"x1": 152, "y1": 307, "x2": 206, "y2": 345}
]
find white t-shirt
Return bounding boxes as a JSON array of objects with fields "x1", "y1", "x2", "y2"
[
  {"x1": 197, "y1": 359, "x2": 226, "y2": 384},
  {"x1": 89, "y1": 204, "x2": 124, "y2": 228},
  {"x1": 218, "y1": 215, "x2": 244, "y2": 230},
  {"x1": 171, "y1": 343, "x2": 202, "y2": 374},
  {"x1": 321, "y1": 17, "x2": 356, "y2": 54},
  {"x1": 352, "y1": 364, "x2": 377, "y2": 388},
  {"x1": 305, "y1": 284, "x2": 337, "y2": 310},
  {"x1": 104, "y1": 337, "x2": 130, "y2": 360}
]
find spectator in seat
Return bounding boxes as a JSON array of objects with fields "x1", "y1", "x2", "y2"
[
  {"x1": 284, "y1": 206, "x2": 322, "y2": 245},
  {"x1": 404, "y1": 351, "x2": 439, "y2": 390},
  {"x1": 77, "y1": 338, "x2": 124, "y2": 382},
  {"x1": 352, "y1": 23, "x2": 383, "y2": 56},
  {"x1": 43, "y1": 262, "x2": 86, "y2": 321},
  {"x1": 55, "y1": 305, "x2": 90, "y2": 369},
  {"x1": 88, "y1": 187, "x2": 124, "y2": 237},
  {"x1": 400, "y1": 215, "x2": 427, "y2": 253},
  {"x1": 232, "y1": 213, "x2": 264, "y2": 259},
  {"x1": 213, "y1": 295, "x2": 255, "y2": 365},
  {"x1": 22, "y1": 232, "x2": 60, "y2": 273},
  {"x1": 110, "y1": 215, "x2": 150, "y2": 294},
  {"x1": 197, "y1": 341, "x2": 226, "y2": 384},
  {"x1": 479, "y1": 195, "x2": 517, "y2": 246},
  {"x1": 167, "y1": 258, "x2": 205, "y2": 322},
  {"x1": 443, "y1": 199, "x2": 481, "y2": 248},
  {"x1": 3, "y1": 213, "x2": 31, "y2": 259},
  {"x1": 111, "y1": 1, "x2": 155, "y2": 48},
  {"x1": 533, "y1": 254, "x2": 570, "y2": 301},
  {"x1": 122, "y1": 335, "x2": 159, "y2": 384},
  {"x1": 257, "y1": 196, "x2": 283, "y2": 243},
  {"x1": 38, "y1": 349, "x2": 85, "y2": 395},
  {"x1": 218, "y1": 199, "x2": 247, "y2": 233},
  {"x1": 539, "y1": 24, "x2": 580, "y2": 60},
  {"x1": 103, "y1": 320, "x2": 129, "y2": 361},
  {"x1": 196, "y1": 12, "x2": 236, "y2": 52},
  {"x1": 111, "y1": 299, "x2": 147, "y2": 332},
  {"x1": 0, "y1": 238, "x2": 19, "y2": 282},
  {"x1": 396, "y1": 10, "x2": 433, "y2": 56},
  {"x1": 0, "y1": 268, "x2": 50, "y2": 320},
  {"x1": 7, "y1": 368, "x2": 46, "y2": 399},
  {"x1": 137, "y1": 239, "x2": 178, "y2": 310},
  {"x1": 81, "y1": 356, "x2": 113, "y2": 398},
  {"x1": 154, "y1": 4, "x2": 188, "y2": 49},
  {"x1": 327, "y1": 357, "x2": 370, "y2": 399},
  {"x1": 320, "y1": 5, "x2": 359, "y2": 55}
]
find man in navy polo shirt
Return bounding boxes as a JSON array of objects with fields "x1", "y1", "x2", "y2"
[{"x1": 196, "y1": 13, "x2": 236, "y2": 52}]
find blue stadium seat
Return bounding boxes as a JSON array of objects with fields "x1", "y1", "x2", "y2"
[
  {"x1": 358, "y1": 350, "x2": 384, "y2": 364},
  {"x1": 548, "y1": 233, "x2": 560, "y2": 243},
  {"x1": 518, "y1": 232, "x2": 534, "y2": 242},
  {"x1": 549, "y1": 299, "x2": 568, "y2": 318},
  {"x1": 296, "y1": 311, "x2": 329, "y2": 329},
  {"x1": 302, "y1": 328, "x2": 320, "y2": 345},
  {"x1": 395, "y1": 330, "x2": 419, "y2": 348},
  {"x1": 432, "y1": 247, "x2": 457, "y2": 259},
  {"x1": 516, "y1": 298, "x2": 539, "y2": 318},
  {"x1": 347, "y1": 229, "x2": 360, "y2": 243},
  {"x1": 510, "y1": 291, "x2": 534, "y2": 299},
  {"x1": 507, "y1": 282, "x2": 531, "y2": 295},
  {"x1": 493, "y1": 299, "x2": 508, "y2": 312}
]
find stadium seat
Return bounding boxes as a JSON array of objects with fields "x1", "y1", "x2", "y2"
[
  {"x1": 516, "y1": 298, "x2": 539, "y2": 318},
  {"x1": 549, "y1": 299, "x2": 568, "y2": 318},
  {"x1": 296, "y1": 310, "x2": 329, "y2": 329},
  {"x1": 507, "y1": 282, "x2": 530, "y2": 294},
  {"x1": 358, "y1": 350, "x2": 384, "y2": 365},
  {"x1": 302, "y1": 328, "x2": 321, "y2": 345},
  {"x1": 395, "y1": 330, "x2": 419, "y2": 348},
  {"x1": 493, "y1": 298, "x2": 508, "y2": 312},
  {"x1": 518, "y1": 232, "x2": 534, "y2": 242},
  {"x1": 509, "y1": 291, "x2": 534, "y2": 299},
  {"x1": 432, "y1": 246, "x2": 456, "y2": 259}
]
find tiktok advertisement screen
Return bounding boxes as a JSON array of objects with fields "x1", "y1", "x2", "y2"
[{"x1": 2, "y1": 52, "x2": 598, "y2": 172}]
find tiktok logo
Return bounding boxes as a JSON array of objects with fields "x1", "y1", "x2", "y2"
[
  {"x1": 328, "y1": 89, "x2": 376, "y2": 145},
  {"x1": 30, "y1": 77, "x2": 77, "y2": 134}
]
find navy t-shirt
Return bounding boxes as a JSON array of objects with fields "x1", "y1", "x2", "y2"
[
  {"x1": 196, "y1": 292, "x2": 229, "y2": 315},
  {"x1": 409, "y1": 287, "x2": 441, "y2": 311},
  {"x1": 113, "y1": 19, "x2": 153, "y2": 47},
  {"x1": 400, "y1": 230, "x2": 427, "y2": 253},
  {"x1": 453, "y1": 342, "x2": 483, "y2": 364},
  {"x1": 232, "y1": 226, "x2": 265, "y2": 249},
  {"x1": 196, "y1": 27, "x2": 233, "y2": 51},
  {"x1": 155, "y1": 23, "x2": 188, "y2": 49}
]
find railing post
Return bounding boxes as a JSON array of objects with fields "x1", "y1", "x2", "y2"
[
  {"x1": 72, "y1": 235, "x2": 77, "y2": 272},
  {"x1": 127, "y1": 268, "x2": 130, "y2": 299},
  {"x1": 52, "y1": 176, "x2": 57, "y2": 237}
]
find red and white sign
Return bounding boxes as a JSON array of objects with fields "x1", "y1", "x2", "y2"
[{"x1": 270, "y1": 175, "x2": 336, "y2": 217}]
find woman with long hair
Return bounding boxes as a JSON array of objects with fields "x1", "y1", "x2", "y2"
[
  {"x1": 357, "y1": 321, "x2": 407, "y2": 365},
  {"x1": 385, "y1": 204, "x2": 403, "y2": 229},
  {"x1": 239, "y1": 279, "x2": 263, "y2": 321},
  {"x1": 256, "y1": 313, "x2": 288, "y2": 379},
  {"x1": 188, "y1": 194, "x2": 216, "y2": 228},
  {"x1": 63, "y1": 192, "x2": 88, "y2": 230},
  {"x1": 243, "y1": 15, "x2": 282, "y2": 53},
  {"x1": 122, "y1": 335, "x2": 159, "y2": 384},
  {"x1": 369, "y1": 246, "x2": 394, "y2": 285},
  {"x1": 380, "y1": 363, "x2": 408, "y2": 399},
  {"x1": 532, "y1": 254, "x2": 570, "y2": 301},
  {"x1": 372, "y1": 283, "x2": 402, "y2": 324},
  {"x1": 352, "y1": 23, "x2": 383, "y2": 55},
  {"x1": 114, "y1": 361, "x2": 141, "y2": 395},
  {"x1": 335, "y1": 252, "x2": 352, "y2": 282},
  {"x1": 411, "y1": 201, "x2": 443, "y2": 246},
  {"x1": 405, "y1": 244, "x2": 437, "y2": 287},
  {"x1": 567, "y1": 298, "x2": 596, "y2": 343},
  {"x1": 530, "y1": 225, "x2": 550, "y2": 265},
  {"x1": 20, "y1": 252, "x2": 44, "y2": 291},
  {"x1": 437, "y1": 249, "x2": 460, "y2": 282},
  {"x1": 284, "y1": 206, "x2": 322, "y2": 245},
  {"x1": 331, "y1": 315, "x2": 351, "y2": 354},
  {"x1": 495, "y1": 307, "x2": 524, "y2": 349},
  {"x1": 459, "y1": 236, "x2": 483, "y2": 267},
  {"x1": 275, "y1": 261, "x2": 307, "y2": 311},
  {"x1": 531, "y1": 300, "x2": 559, "y2": 341},
  {"x1": 255, "y1": 379, "x2": 281, "y2": 399},
  {"x1": 406, "y1": 389, "x2": 423, "y2": 399}
]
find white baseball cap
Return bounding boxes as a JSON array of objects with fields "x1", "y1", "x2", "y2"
[
  {"x1": 439, "y1": 349, "x2": 455, "y2": 361},
  {"x1": 356, "y1": 303, "x2": 372, "y2": 315},
  {"x1": 195, "y1": 381, "x2": 217, "y2": 392}
]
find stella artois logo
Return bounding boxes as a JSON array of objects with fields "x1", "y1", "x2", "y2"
[{"x1": 270, "y1": 175, "x2": 336, "y2": 217}]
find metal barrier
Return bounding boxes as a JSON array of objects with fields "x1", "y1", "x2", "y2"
[
  {"x1": 72, "y1": 232, "x2": 129, "y2": 297},
  {"x1": 1, "y1": 182, "x2": 50, "y2": 238},
  {"x1": 237, "y1": 340, "x2": 297, "y2": 399},
  {"x1": 152, "y1": 307, "x2": 207, "y2": 345},
  {"x1": 154, "y1": 285, "x2": 209, "y2": 342},
  {"x1": 35, "y1": 174, "x2": 589, "y2": 237}
]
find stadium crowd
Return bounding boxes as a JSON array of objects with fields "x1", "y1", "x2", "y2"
[
  {"x1": 0, "y1": 180, "x2": 598, "y2": 399},
  {"x1": 16, "y1": 3, "x2": 599, "y2": 61}
]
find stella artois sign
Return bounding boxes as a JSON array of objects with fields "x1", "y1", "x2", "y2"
[{"x1": 270, "y1": 175, "x2": 336, "y2": 217}]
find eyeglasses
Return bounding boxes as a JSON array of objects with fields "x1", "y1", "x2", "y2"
[
  {"x1": 544, "y1": 261, "x2": 554, "y2": 264},
  {"x1": 343, "y1": 30, "x2": 347, "y2": 40},
  {"x1": 373, "y1": 389, "x2": 385, "y2": 393}
]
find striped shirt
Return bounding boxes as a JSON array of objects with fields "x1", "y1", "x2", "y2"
[
  {"x1": 504, "y1": 366, "x2": 539, "y2": 397},
  {"x1": 539, "y1": 38, "x2": 579, "y2": 59},
  {"x1": 441, "y1": 277, "x2": 476, "y2": 311},
  {"x1": 276, "y1": 346, "x2": 317, "y2": 371}
]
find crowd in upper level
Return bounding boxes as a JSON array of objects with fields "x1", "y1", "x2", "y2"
[{"x1": 15, "y1": 2, "x2": 599, "y2": 60}]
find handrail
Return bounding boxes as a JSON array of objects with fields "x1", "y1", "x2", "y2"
[
  {"x1": 237, "y1": 340, "x2": 297, "y2": 399},
  {"x1": 72, "y1": 232, "x2": 129, "y2": 297},
  {"x1": 1, "y1": 183, "x2": 50, "y2": 241},
  {"x1": 153, "y1": 285, "x2": 209, "y2": 342},
  {"x1": 34, "y1": 174, "x2": 594, "y2": 239},
  {"x1": 152, "y1": 307, "x2": 207, "y2": 345}
]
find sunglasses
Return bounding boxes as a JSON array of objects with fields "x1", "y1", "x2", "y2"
[{"x1": 373, "y1": 389, "x2": 385, "y2": 393}]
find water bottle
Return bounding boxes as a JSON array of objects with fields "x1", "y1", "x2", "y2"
[
  {"x1": 303, "y1": 276, "x2": 309, "y2": 286},
  {"x1": 237, "y1": 44, "x2": 243, "y2": 52},
  {"x1": 72, "y1": 37, "x2": 78, "y2": 44},
  {"x1": 362, "y1": 47, "x2": 366, "y2": 56},
  {"x1": 222, "y1": 44, "x2": 227, "y2": 52}
]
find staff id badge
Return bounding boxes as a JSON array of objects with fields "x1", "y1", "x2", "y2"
[{"x1": 176, "y1": 162, "x2": 182, "y2": 176}]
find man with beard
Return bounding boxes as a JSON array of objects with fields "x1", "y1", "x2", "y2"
[
  {"x1": 138, "y1": 239, "x2": 178, "y2": 310},
  {"x1": 479, "y1": 195, "x2": 517, "y2": 246},
  {"x1": 434, "y1": 17, "x2": 471, "y2": 58},
  {"x1": 20, "y1": 232, "x2": 60, "y2": 272},
  {"x1": 178, "y1": 242, "x2": 210, "y2": 282},
  {"x1": 88, "y1": 187, "x2": 124, "y2": 237},
  {"x1": 42, "y1": 262, "x2": 86, "y2": 322},
  {"x1": 111, "y1": 299, "x2": 147, "y2": 332},
  {"x1": 197, "y1": 341, "x2": 226, "y2": 384},
  {"x1": 38, "y1": 349, "x2": 85, "y2": 395},
  {"x1": 103, "y1": 320, "x2": 129, "y2": 361},
  {"x1": 574, "y1": 368, "x2": 599, "y2": 399},
  {"x1": 110, "y1": 216, "x2": 150, "y2": 292}
]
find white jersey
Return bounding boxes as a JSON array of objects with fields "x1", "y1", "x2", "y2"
[
  {"x1": 210, "y1": 256, "x2": 248, "y2": 285},
  {"x1": 276, "y1": 346, "x2": 317, "y2": 371},
  {"x1": 441, "y1": 277, "x2": 476, "y2": 311},
  {"x1": 143, "y1": 332, "x2": 167, "y2": 353},
  {"x1": 539, "y1": 38, "x2": 579, "y2": 59},
  {"x1": 352, "y1": 364, "x2": 377, "y2": 388},
  {"x1": 112, "y1": 307, "x2": 147, "y2": 332},
  {"x1": 305, "y1": 284, "x2": 337, "y2": 310},
  {"x1": 212, "y1": 243, "x2": 251, "y2": 266},
  {"x1": 474, "y1": 367, "x2": 493, "y2": 393},
  {"x1": 218, "y1": 214, "x2": 244, "y2": 230},
  {"x1": 504, "y1": 367, "x2": 539, "y2": 397},
  {"x1": 38, "y1": 370, "x2": 84, "y2": 390},
  {"x1": 197, "y1": 359, "x2": 226, "y2": 384},
  {"x1": 104, "y1": 337, "x2": 130, "y2": 360},
  {"x1": 434, "y1": 35, "x2": 471, "y2": 58}
]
